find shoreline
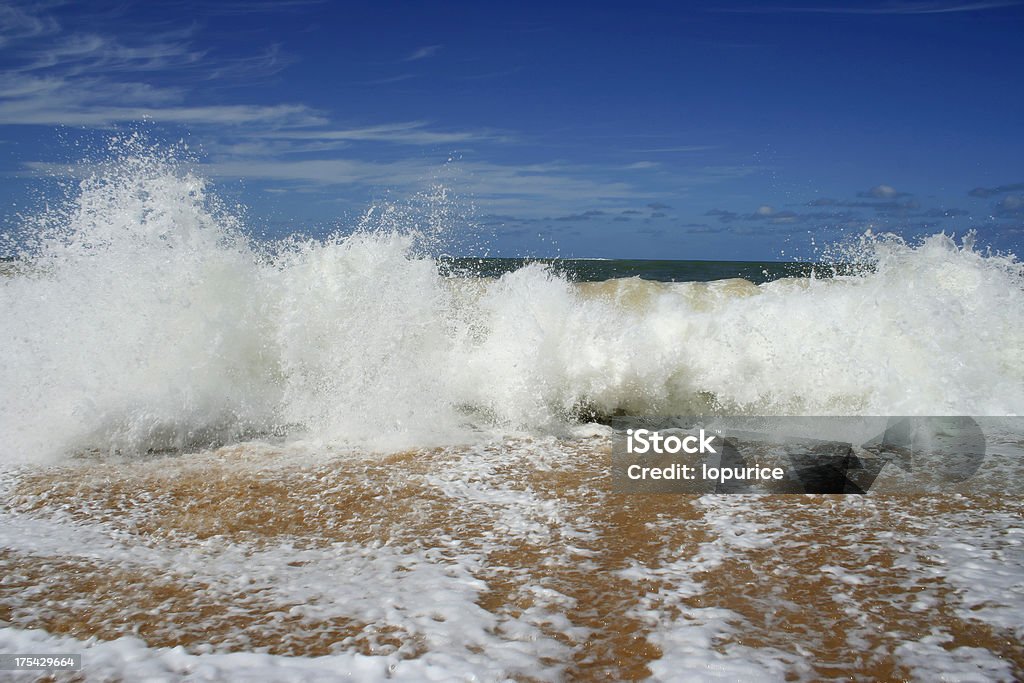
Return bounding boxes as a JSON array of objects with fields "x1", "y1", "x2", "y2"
[{"x1": 2, "y1": 438, "x2": 1021, "y2": 680}]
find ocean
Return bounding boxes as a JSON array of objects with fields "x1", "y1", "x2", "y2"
[
  {"x1": 436, "y1": 256, "x2": 821, "y2": 283},
  {"x1": 1, "y1": 153, "x2": 1022, "y2": 680}
]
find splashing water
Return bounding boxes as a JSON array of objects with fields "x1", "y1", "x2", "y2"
[{"x1": 2, "y1": 149, "x2": 1024, "y2": 462}]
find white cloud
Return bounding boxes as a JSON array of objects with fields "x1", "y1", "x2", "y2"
[
  {"x1": 30, "y1": 33, "x2": 203, "y2": 74},
  {"x1": 205, "y1": 44, "x2": 295, "y2": 81},
  {"x1": 1, "y1": 3, "x2": 754, "y2": 229},
  {"x1": 0, "y1": 2, "x2": 59, "y2": 48},
  {"x1": 405, "y1": 44, "x2": 442, "y2": 61},
  {"x1": 361, "y1": 74, "x2": 415, "y2": 85},
  {"x1": 259, "y1": 122, "x2": 509, "y2": 146},
  {"x1": 168, "y1": 153, "x2": 656, "y2": 219},
  {"x1": 0, "y1": 79, "x2": 324, "y2": 127},
  {"x1": 0, "y1": 3, "x2": 314, "y2": 129}
]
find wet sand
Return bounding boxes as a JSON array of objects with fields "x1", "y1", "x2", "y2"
[{"x1": 1, "y1": 438, "x2": 1021, "y2": 681}]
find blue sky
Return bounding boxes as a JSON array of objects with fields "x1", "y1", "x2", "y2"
[{"x1": 1, "y1": 0, "x2": 1022, "y2": 259}]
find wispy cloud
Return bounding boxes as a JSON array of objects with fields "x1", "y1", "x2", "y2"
[
  {"x1": 698, "y1": 179, "x2": 1007, "y2": 239},
  {"x1": 185, "y1": 155, "x2": 658, "y2": 219},
  {"x1": 995, "y1": 194, "x2": 1024, "y2": 218},
  {"x1": 808, "y1": 186, "x2": 920, "y2": 215},
  {"x1": 624, "y1": 161, "x2": 659, "y2": 170},
  {"x1": 719, "y1": 1, "x2": 1021, "y2": 14},
  {"x1": 968, "y1": 181, "x2": 1024, "y2": 198},
  {"x1": 857, "y1": 184, "x2": 910, "y2": 199},
  {"x1": 360, "y1": 74, "x2": 416, "y2": 86},
  {"x1": 0, "y1": 2, "x2": 316, "y2": 128},
  {"x1": 0, "y1": 2, "x2": 761, "y2": 235},
  {"x1": 706, "y1": 208, "x2": 739, "y2": 223},
  {"x1": 554, "y1": 210, "x2": 606, "y2": 222},
  {"x1": 405, "y1": 44, "x2": 442, "y2": 61},
  {"x1": 257, "y1": 121, "x2": 509, "y2": 146},
  {"x1": 0, "y1": 2, "x2": 59, "y2": 48},
  {"x1": 636, "y1": 145, "x2": 715, "y2": 153},
  {"x1": 0, "y1": 6, "x2": 499, "y2": 144},
  {"x1": 190, "y1": 0, "x2": 327, "y2": 14},
  {"x1": 10, "y1": 27, "x2": 206, "y2": 77},
  {"x1": 201, "y1": 157, "x2": 423, "y2": 187},
  {"x1": 0, "y1": 78, "x2": 323, "y2": 127},
  {"x1": 206, "y1": 44, "x2": 296, "y2": 82}
]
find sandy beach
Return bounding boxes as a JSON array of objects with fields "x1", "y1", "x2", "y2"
[{"x1": 2, "y1": 436, "x2": 1021, "y2": 681}]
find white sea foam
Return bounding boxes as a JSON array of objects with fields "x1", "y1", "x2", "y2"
[
  {"x1": 1, "y1": 437, "x2": 1021, "y2": 680},
  {"x1": 0, "y1": 626, "x2": 557, "y2": 682},
  {"x1": 895, "y1": 634, "x2": 1016, "y2": 682},
  {"x1": 0, "y1": 474, "x2": 572, "y2": 680},
  {"x1": 924, "y1": 508, "x2": 1024, "y2": 640},
  {"x1": 2, "y1": 150, "x2": 1024, "y2": 462}
]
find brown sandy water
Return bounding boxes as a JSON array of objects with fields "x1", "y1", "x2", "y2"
[{"x1": 1, "y1": 438, "x2": 1021, "y2": 681}]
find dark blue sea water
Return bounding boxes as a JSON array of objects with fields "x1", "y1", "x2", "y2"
[{"x1": 437, "y1": 257, "x2": 825, "y2": 284}]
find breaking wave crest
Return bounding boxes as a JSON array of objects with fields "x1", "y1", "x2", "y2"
[{"x1": 2, "y1": 151, "x2": 1023, "y2": 461}]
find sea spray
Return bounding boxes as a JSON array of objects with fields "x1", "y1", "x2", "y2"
[
  {"x1": 2, "y1": 149, "x2": 1024, "y2": 462},
  {"x1": 269, "y1": 231, "x2": 460, "y2": 445},
  {"x1": 1, "y1": 150, "x2": 280, "y2": 462}
]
